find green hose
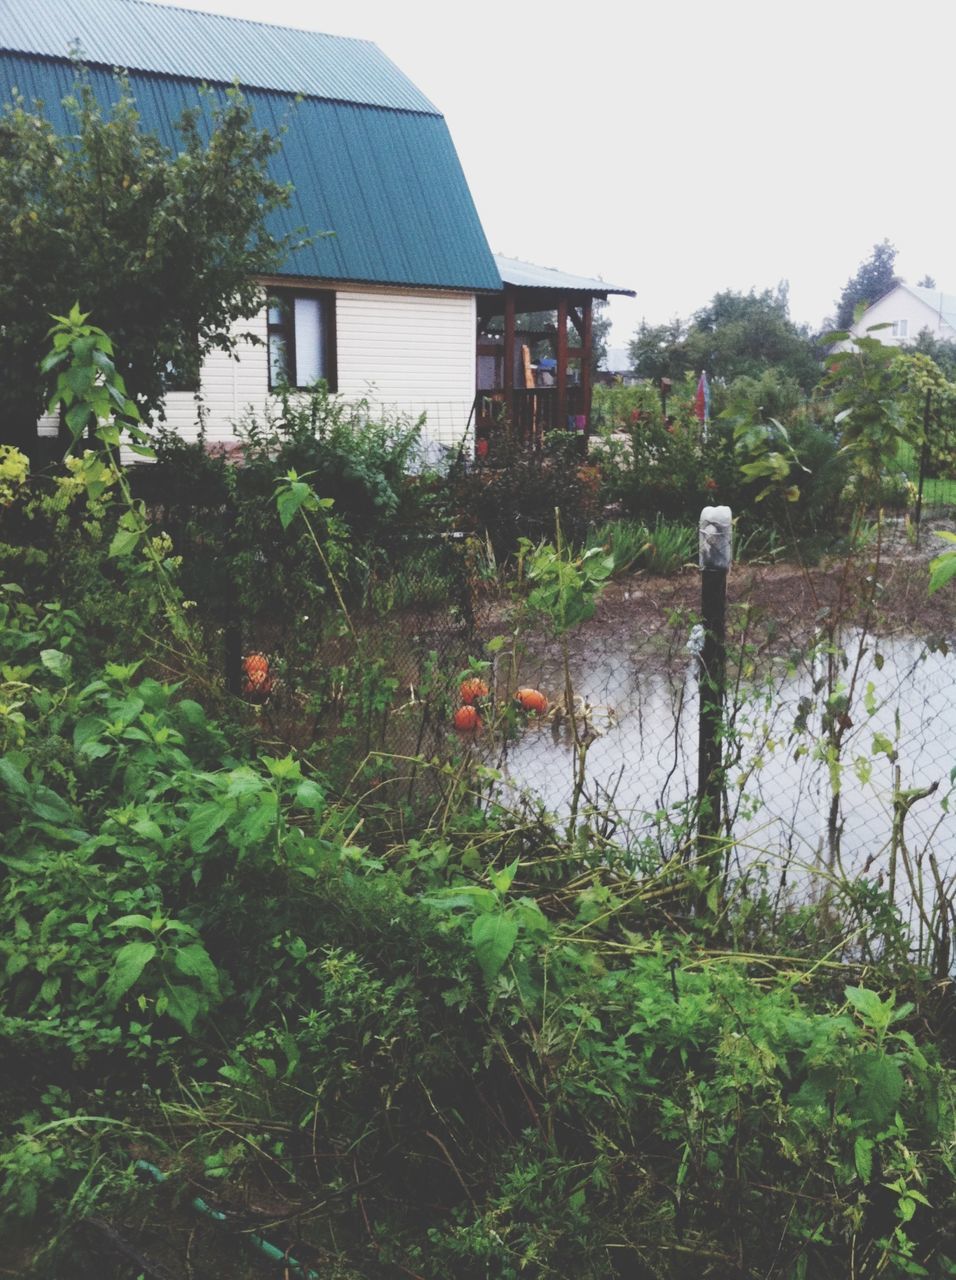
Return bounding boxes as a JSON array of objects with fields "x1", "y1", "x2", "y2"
[{"x1": 134, "y1": 1159, "x2": 319, "y2": 1279}]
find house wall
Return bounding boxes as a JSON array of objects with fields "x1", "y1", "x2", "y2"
[
  {"x1": 55, "y1": 284, "x2": 477, "y2": 458},
  {"x1": 336, "y1": 288, "x2": 476, "y2": 455},
  {"x1": 848, "y1": 288, "x2": 956, "y2": 347}
]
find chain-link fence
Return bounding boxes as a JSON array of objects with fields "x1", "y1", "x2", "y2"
[
  {"x1": 303, "y1": 539, "x2": 955, "y2": 941},
  {"x1": 147, "y1": 469, "x2": 955, "y2": 943}
]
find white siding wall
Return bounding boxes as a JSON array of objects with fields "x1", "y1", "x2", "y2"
[
  {"x1": 848, "y1": 288, "x2": 956, "y2": 347},
  {"x1": 37, "y1": 287, "x2": 478, "y2": 457},
  {"x1": 336, "y1": 288, "x2": 476, "y2": 454},
  {"x1": 161, "y1": 308, "x2": 269, "y2": 444}
]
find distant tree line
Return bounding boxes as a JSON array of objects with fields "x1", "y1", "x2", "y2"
[{"x1": 627, "y1": 241, "x2": 953, "y2": 390}]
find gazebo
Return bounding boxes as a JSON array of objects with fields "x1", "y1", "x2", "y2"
[{"x1": 475, "y1": 255, "x2": 635, "y2": 454}]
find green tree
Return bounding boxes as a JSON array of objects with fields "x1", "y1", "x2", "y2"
[
  {"x1": 629, "y1": 286, "x2": 819, "y2": 390},
  {"x1": 910, "y1": 327, "x2": 956, "y2": 379},
  {"x1": 0, "y1": 70, "x2": 297, "y2": 455},
  {"x1": 834, "y1": 240, "x2": 900, "y2": 329},
  {"x1": 628, "y1": 317, "x2": 686, "y2": 382}
]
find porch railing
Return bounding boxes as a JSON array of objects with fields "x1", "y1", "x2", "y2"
[{"x1": 474, "y1": 385, "x2": 588, "y2": 452}]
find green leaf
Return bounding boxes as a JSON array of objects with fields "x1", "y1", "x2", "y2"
[
  {"x1": 73, "y1": 716, "x2": 104, "y2": 756},
  {"x1": 104, "y1": 940, "x2": 157, "y2": 1005},
  {"x1": 855, "y1": 1053, "x2": 904, "y2": 1124},
  {"x1": 163, "y1": 982, "x2": 203, "y2": 1033},
  {"x1": 845, "y1": 985, "x2": 884, "y2": 1024},
  {"x1": 275, "y1": 479, "x2": 315, "y2": 529},
  {"x1": 185, "y1": 801, "x2": 229, "y2": 852},
  {"x1": 266, "y1": 753, "x2": 301, "y2": 782},
  {"x1": 96, "y1": 423, "x2": 121, "y2": 447},
  {"x1": 110, "y1": 914, "x2": 154, "y2": 931},
  {"x1": 489, "y1": 856, "x2": 519, "y2": 895},
  {"x1": 109, "y1": 528, "x2": 143, "y2": 559},
  {"x1": 173, "y1": 943, "x2": 221, "y2": 999},
  {"x1": 854, "y1": 1136, "x2": 874, "y2": 1183},
  {"x1": 294, "y1": 779, "x2": 325, "y2": 811},
  {"x1": 0, "y1": 757, "x2": 30, "y2": 798},
  {"x1": 30, "y1": 786, "x2": 74, "y2": 824},
  {"x1": 471, "y1": 911, "x2": 518, "y2": 984},
  {"x1": 176, "y1": 699, "x2": 207, "y2": 728},
  {"x1": 40, "y1": 648, "x2": 73, "y2": 681},
  {"x1": 928, "y1": 550, "x2": 956, "y2": 594}
]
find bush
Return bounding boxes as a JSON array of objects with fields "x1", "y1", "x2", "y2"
[
  {"x1": 593, "y1": 371, "x2": 850, "y2": 554},
  {"x1": 446, "y1": 431, "x2": 602, "y2": 558}
]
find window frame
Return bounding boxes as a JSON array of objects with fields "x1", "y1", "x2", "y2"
[
  {"x1": 267, "y1": 288, "x2": 337, "y2": 392},
  {"x1": 891, "y1": 318, "x2": 909, "y2": 339}
]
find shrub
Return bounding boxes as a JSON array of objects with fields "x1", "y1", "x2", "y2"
[{"x1": 447, "y1": 431, "x2": 602, "y2": 558}]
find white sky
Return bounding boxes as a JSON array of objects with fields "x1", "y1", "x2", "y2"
[{"x1": 153, "y1": 0, "x2": 956, "y2": 349}]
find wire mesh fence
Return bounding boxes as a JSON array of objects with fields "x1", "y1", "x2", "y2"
[
  {"x1": 146, "y1": 469, "x2": 955, "y2": 946},
  {"x1": 313, "y1": 541, "x2": 956, "y2": 943}
]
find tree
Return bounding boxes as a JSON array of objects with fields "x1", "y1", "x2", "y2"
[
  {"x1": 0, "y1": 70, "x2": 297, "y2": 455},
  {"x1": 911, "y1": 328, "x2": 956, "y2": 380},
  {"x1": 629, "y1": 286, "x2": 820, "y2": 390},
  {"x1": 916, "y1": 274, "x2": 937, "y2": 289},
  {"x1": 834, "y1": 240, "x2": 900, "y2": 329},
  {"x1": 628, "y1": 317, "x2": 686, "y2": 383},
  {"x1": 590, "y1": 300, "x2": 612, "y2": 376}
]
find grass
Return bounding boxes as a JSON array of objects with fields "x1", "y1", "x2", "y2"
[
  {"x1": 897, "y1": 442, "x2": 956, "y2": 509},
  {"x1": 587, "y1": 517, "x2": 695, "y2": 576}
]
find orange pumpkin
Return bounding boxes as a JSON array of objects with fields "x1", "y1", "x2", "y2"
[
  {"x1": 515, "y1": 687, "x2": 547, "y2": 715},
  {"x1": 243, "y1": 651, "x2": 270, "y2": 683},
  {"x1": 241, "y1": 652, "x2": 273, "y2": 699},
  {"x1": 453, "y1": 704, "x2": 481, "y2": 731},
  {"x1": 459, "y1": 677, "x2": 489, "y2": 705}
]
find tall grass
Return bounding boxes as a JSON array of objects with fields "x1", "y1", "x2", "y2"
[{"x1": 588, "y1": 517, "x2": 695, "y2": 576}]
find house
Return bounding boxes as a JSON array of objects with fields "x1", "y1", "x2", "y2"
[
  {"x1": 0, "y1": 0, "x2": 633, "y2": 456},
  {"x1": 846, "y1": 283, "x2": 956, "y2": 348}
]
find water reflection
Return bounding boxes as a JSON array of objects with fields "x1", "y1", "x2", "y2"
[{"x1": 492, "y1": 635, "x2": 956, "y2": 885}]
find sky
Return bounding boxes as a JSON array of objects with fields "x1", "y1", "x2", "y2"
[{"x1": 152, "y1": 0, "x2": 956, "y2": 353}]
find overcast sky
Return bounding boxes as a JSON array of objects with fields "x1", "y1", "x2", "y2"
[{"x1": 153, "y1": 0, "x2": 955, "y2": 350}]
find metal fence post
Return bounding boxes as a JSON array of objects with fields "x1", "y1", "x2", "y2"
[
  {"x1": 223, "y1": 500, "x2": 242, "y2": 696},
  {"x1": 914, "y1": 389, "x2": 931, "y2": 549},
  {"x1": 697, "y1": 505, "x2": 732, "y2": 858}
]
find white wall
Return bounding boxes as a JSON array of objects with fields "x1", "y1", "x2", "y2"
[
  {"x1": 145, "y1": 285, "x2": 477, "y2": 457},
  {"x1": 336, "y1": 288, "x2": 476, "y2": 454},
  {"x1": 161, "y1": 307, "x2": 269, "y2": 445},
  {"x1": 848, "y1": 286, "x2": 956, "y2": 347}
]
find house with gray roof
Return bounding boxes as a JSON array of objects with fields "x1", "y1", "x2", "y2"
[
  {"x1": 0, "y1": 0, "x2": 632, "y2": 455},
  {"x1": 847, "y1": 283, "x2": 956, "y2": 348}
]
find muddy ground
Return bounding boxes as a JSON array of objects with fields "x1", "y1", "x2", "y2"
[{"x1": 533, "y1": 518, "x2": 956, "y2": 678}]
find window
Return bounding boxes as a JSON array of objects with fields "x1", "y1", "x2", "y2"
[
  {"x1": 891, "y1": 319, "x2": 909, "y2": 339},
  {"x1": 267, "y1": 290, "x2": 336, "y2": 390}
]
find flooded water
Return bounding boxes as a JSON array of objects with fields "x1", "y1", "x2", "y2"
[{"x1": 491, "y1": 633, "x2": 956, "y2": 893}]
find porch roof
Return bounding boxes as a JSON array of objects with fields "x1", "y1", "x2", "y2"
[{"x1": 493, "y1": 255, "x2": 635, "y2": 298}]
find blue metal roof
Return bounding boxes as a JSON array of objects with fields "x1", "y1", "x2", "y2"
[
  {"x1": 0, "y1": 16, "x2": 502, "y2": 292},
  {"x1": 0, "y1": 0, "x2": 439, "y2": 112}
]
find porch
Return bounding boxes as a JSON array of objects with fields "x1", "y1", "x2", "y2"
[{"x1": 474, "y1": 255, "x2": 634, "y2": 456}]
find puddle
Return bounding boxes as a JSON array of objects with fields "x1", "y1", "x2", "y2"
[{"x1": 490, "y1": 634, "x2": 956, "y2": 896}]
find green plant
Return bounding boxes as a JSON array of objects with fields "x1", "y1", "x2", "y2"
[{"x1": 1, "y1": 68, "x2": 295, "y2": 454}]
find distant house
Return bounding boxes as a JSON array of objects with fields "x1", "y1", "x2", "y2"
[
  {"x1": 0, "y1": 0, "x2": 633, "y2": 455},
  {"x1": 597, "y1": 347, "x2": 639, "y2": 386},
  {"x1": 846, "y1": 283, "x2": 956, "y2": 348}
]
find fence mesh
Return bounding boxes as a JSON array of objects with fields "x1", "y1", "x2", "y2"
[
  {"x1": 149, "y1": 474, "x2": 955, "y2": 942},
  {"x1": 290, "y1": 540, "x2": 956, "y2": 940}
]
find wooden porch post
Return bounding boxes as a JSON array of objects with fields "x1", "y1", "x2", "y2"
[
  {"x1": 556, "y1": 295, "x2": 568, "y2": 435},
  {"x1": 504, "y1": 290, "x2": 516, "y2": 430},
  {"x1": 581, "y1": 296, "x2": 593, "y2": 450}
]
